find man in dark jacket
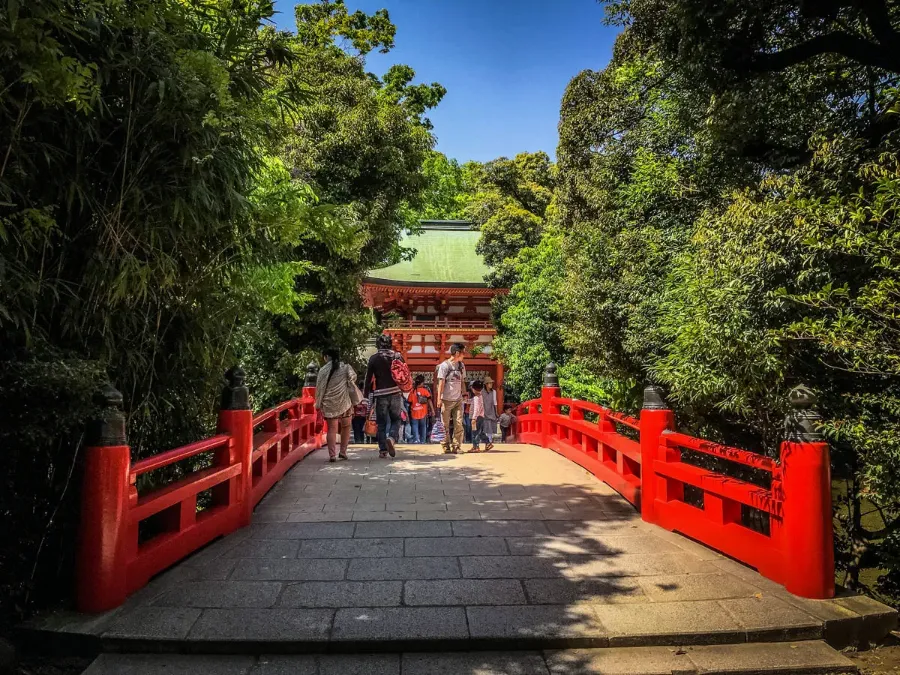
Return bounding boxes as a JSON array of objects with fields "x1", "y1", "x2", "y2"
[{"x1": 363, "y1": 334, "x2": 403, "y2": 458}]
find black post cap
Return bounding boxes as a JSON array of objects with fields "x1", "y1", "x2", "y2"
[
  {"x1": 784, "y1": 385, "x2": 824, "y2": 442},
  {"x1": 642, "y1": 385, "x2": 668, "y2": 410},
  {"x1": 220, "y1": 366, "x2": 250, "y2": 411},
  {"x1": 543, "y1": 362, "x2": 559, "y2": 388},
  {"x1": 303, "y1": 361, "x2": 318, "y2": 388},
  {"x1": 88, "y1": 383, "x2": 127, "y2": 446}
]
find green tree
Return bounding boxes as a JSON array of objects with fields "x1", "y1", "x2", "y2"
[
  {"x1": 0, "y1": 0, "x2": 443, "y2": 628},
  {"x1": 544, "y1": 0, "x2": 900, "y2": 604},
  {"x1": 469, "y1": 152, "x2": 555, "y2": 288},
  {"x1": 406, "y1": 151, "x2": 472, "y2": 222}
]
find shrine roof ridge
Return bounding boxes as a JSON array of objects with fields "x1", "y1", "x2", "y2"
[{"x1": 365, "y1": 221, "x2": 489, "y2": 285}]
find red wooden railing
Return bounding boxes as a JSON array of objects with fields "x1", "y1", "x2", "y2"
[
  {"x1": 76, "y1": 367, "x2": 324, "y2": 612},
  {"x1": 516, "y1": 364, "x2": 835, "y2": 599},
  {"x1": 383, "y1": 318, "x2": 495, "y2": 331}
]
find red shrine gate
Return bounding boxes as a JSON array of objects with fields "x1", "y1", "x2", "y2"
[
  {"x1": 361, "y1": 221, "x2": 508, "y2": 406},
  {"x1": 363, "y1": 285, "x2": 506, "y2": 406}
]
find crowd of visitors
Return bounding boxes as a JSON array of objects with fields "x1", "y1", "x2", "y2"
[{"x1": 315, "y1": 336, "x2": 517, "y2": 460}]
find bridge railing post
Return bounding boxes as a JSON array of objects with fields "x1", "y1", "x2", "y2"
[
  {"x1": 76, "y1": 384, "x2": 131, "y2": 613},
  {"x1": 639, "y1": 385, "x2": 675, "y2": 524},
  {"x1": 302, "y1": 361, "x2": 319, "y2": 445},
  {"x1": 540, "y1": 363, "x2": 561, "y2": 447},
  {"x1": 216, "y1": 366, "x2": 253, "y2": 528},
  {"x1": 780, "y1": 386, "x2": 835, "y2": 599}
]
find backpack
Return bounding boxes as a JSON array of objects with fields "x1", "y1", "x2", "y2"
[{"x1": 390, "y1": 354, "x2": 413, "y2": 392}]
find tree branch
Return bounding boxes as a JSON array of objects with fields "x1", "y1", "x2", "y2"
[
  {"x1": 852, "y1": 0, "x2": 900, "y2": 55},
  {"x1": 864, "y1": 507, "x2": 900, "y2": 540},
  {"x1": 737, "y1": 31, "x2": 900, "y2": 74}
]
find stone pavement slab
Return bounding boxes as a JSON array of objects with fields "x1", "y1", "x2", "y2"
[
  {"x1": 187, "y1": 608, "x2": 333, "y2": 641},
  {"x1": 278, "y1": 580, "x2": 402, "y2": 607},
  {"x1": 298, "y1": 537, "x2": 403, "y2": 558},
  {"x1": 592, "y1": 600, "x2": 746, "y2": 646},
  {"x1": 405, "y1": 579, "x2": 527, "y2": 606},
  {"x1": 331, "y1": 606, "x2": 469, "y2": 642},
  {"x1": 101, "y1": 606, "x2": 202, "y2": 640},
  {"x1": 405, "y1": 536, "x2": 509, "y2": 556},
  {"x1": 83, "y1": 642, "x2": 857, "y2": 675},
  {"x1": 466, "y1": 604, "x2": 607, "y2": 645},
  {"x1": 346, "y1": 556, "x2": 461, "y2": 580},
  {"x1": 84, "y1": 654, "x2": 256, "y2": 675},
  {"x1": 229, "y1": 558, "x2": 347, "y2": 581},
  {"x1": 402, "y1": 652, "x2": 550, "y2": 675},
  {"x1": 353, "y1": 521, "x2": 451, "y2": 538},
  {"x1": 544, "y1": 641, "x2": 858, "y2": 674},
  {"x1": 524, "y1": 578, "x2": 648, "y2": 605},
  {"x1": 254, "y1": 654, "x2": 399, "y2": 675},
  {"x1": 150, "y1": 581, "x2": 282, "y2": 608}
]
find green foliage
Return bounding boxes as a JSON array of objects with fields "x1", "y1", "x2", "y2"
[
  {"x1": 0, "y1": 0, "x2": 442, "y2": 628},
  {"x1": 482, "y1": 0, "x2": 900, "y2": 606},
  {"x1": 468, "y1": 152, "x2": 555, "y2": 288},
  {"x1": 493, "y1": 228, "x2": 566, "y2": 400},
  {"x1": 406, "y1": 151, "x2": 472, "y2": 222}
]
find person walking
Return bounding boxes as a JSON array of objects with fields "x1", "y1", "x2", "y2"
[
  {"x1": 462, "y1": 386, "x2": 473, "y2": 444},
  {"x1": 499, "y1": 404, "x2": 517, "y2": 442},
  {"x1": 468, "y1": 380, "x2": 486, "y2": 453},
  {"x1": 481, "y1": 375, "x2": 498, "y2": 451},
  {"x1": 351, "y1": 395, "x2": 368, "y2": 443},
  {"x1": 435, "y1": 343, "x2": 467, "y2": 454},
  {"x1": 425, "y1": 383, "x2": 436, "y2": 440},
  {"x1": 315, "y1": 347, "x2": 358, "y2": 462},
  {"x1": 363, "y1": 334, "x2": 403, "y2": 458},
  {"x1": 408, "y1": 375, "x2": 432, "y2": 443}
]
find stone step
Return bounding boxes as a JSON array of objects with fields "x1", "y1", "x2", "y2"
[{"x1": 82, "y1": 641, "x2": 857, "y2": 674}]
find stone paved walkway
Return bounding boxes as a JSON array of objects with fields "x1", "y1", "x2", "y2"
[{"x1": 36, "y1": 443, "x2": 895, "y2": 651}]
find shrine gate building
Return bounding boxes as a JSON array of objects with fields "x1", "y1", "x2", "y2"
[{"x1": 362, "y1": 220, "x2": 507, "y2": 407}]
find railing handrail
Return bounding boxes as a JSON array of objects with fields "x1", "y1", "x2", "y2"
[
  {"x1": 130, "y1": 434, "x2": 231, "y2": 479},
  {"x1": 661, "y1": 430, "x2": 778, "y2": 472},
  {"x1": 253, "y1": 396, "x2": 305, "y2": 427},
  {"x1": 383, "y1": 318, "x2": 494, "y2": 329}
]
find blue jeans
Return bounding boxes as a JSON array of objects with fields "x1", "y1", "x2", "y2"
[
  {"x1": 472, "y1": 416, "x2": 485, "y2": 449},
  {"x1": 411, "y1": 417, "x2": 427, "y2": 443},
  {"x1": 463, "y1": 413, "x2": 472, "y2": 443},
  {"x1": 375, "y1": 393, "x2": 402, "y2": 452}
]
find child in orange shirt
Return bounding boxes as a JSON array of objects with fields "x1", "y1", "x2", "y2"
[{"x1": 408, "y1": 375, "x2": 433, "y2": 444}]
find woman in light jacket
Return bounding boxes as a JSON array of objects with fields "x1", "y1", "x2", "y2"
[{"x1": 315, "y1": 347, "x2": 357, "y2": 462}]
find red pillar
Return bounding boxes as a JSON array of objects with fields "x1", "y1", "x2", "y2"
[
  {"x1": 540, "y1": 363, "x2": 561, "y2": 448},
  {"x1": 216, "y1": 367, "x2": 253, "y2": 527},
  {"x1": 301, "y1": 362, "x2": 322, "y2": 446},
  {"x1": 77, "y1": 384, "x2": 130, "y2": 613},
  {"x1": 639, "y1": 385, "x2": 675, "y2": 524},
  {"x1": 780, "y1": 386, "x2": 834, "y2": 598}
]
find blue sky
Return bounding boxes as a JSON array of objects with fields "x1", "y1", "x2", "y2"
[{"x1": 272, "y1": 0, "x2": 620, "y2": 163}]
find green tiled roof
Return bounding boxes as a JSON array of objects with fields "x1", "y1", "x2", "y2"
[{"x1": 366, "y1": 222, "x2": 489, "y2": 287}]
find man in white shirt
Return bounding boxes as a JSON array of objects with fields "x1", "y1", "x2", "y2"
[{"x1": 435, "y1": 343, "x2": 467, "y2": 454}]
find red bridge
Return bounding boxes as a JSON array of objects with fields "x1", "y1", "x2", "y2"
[
  {"x1": 53, "y1": 361, "x2": 897, "y2": 674},
  {"x1": 80, "y1": 362, "x2": 833, "y2": 611}
]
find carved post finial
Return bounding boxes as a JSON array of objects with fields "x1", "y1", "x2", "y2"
[
  {"x1": 88, "y1": 383, "x2": 127, "y2": 446},
  {"x1": 543, "y1": 362, "x2": 559, "y2": 388},
  {"x1": 784, "y1": 385, "x2": 823, "y2": 442},
  {"x1": 304, "y1": 361, "x2": 318, "y2": 388},
  {"x1": 220, "y1": 366, "x2": 250, "y2": 410},
  {"x1": 642, "y1": 385, "x2": 668, "y2": 410}
]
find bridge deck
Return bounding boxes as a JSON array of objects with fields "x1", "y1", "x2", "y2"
[{"x1": 33, "y1": 444, "x2": 893, "y2": 651}]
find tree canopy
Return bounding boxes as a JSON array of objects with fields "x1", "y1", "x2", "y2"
[
  {"x1": 465, "y1": 0, "x2": 900, "y2": 605},
  {"x1": 0, "y1": 0, "x2": 443, "y2": 629}
]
